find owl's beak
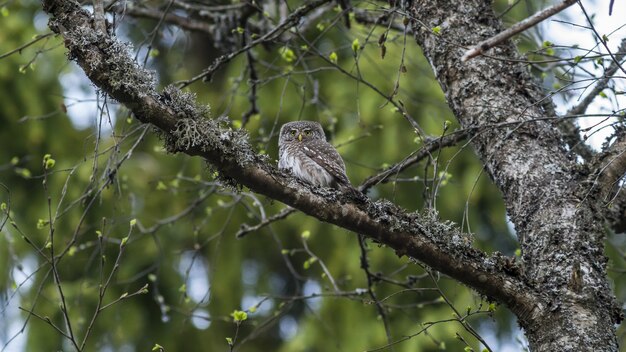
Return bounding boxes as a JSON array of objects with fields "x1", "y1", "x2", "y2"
[{"x1": 298, "y1": 133, "x2": 302, "y2": 141}]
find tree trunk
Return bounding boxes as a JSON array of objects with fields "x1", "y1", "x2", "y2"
[{"x1": 410, "y1": 1, "x2": 621, "y2": 350}]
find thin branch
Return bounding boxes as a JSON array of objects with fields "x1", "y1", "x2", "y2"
[
  {"x1": 358, "y1": 235, "x2": 394, "y2": 347},
  {"x1": 111, "y1": 3, "x2": 213, "y2": 34},
  {"x1": 577, "y1": 1, "x2": 626, "y2": 76},
  {"x1": 176, "y1": 0, "x2": 333, "y2": 87},
  {"x1": 461, "y1": 0, "x2": 577, "y2": 61},
  {"x1": 236, "y1": 207, "x2": 296, "y2": 238},
  {"x1": 0, "y1": 33, "x2": 54, "y2": 60},
  {"x1": 567, "y1": 39, "x2": 626, "y2": 116},
  {"x1": 359, "y1": 132, "x2": 468, "y2": 192}
]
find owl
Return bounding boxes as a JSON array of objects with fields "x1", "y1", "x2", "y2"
[{"x1": 278, "y1": 121, "x2": 351, "y2": 189}]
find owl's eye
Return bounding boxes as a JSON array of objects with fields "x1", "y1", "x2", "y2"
[
  {"x1": 304, "y1": 130, "x2": 311, "y2": 136},
  {"x1": 290, "y1": 130, "x2": 297, "y2": 136}
]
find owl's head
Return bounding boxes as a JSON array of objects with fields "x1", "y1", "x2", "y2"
[{"x1": 279, "y1": 121, "x2": 326, "y2": 143}]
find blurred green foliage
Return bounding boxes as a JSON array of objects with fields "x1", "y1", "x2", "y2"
[{"x1": 2, "y1": 0, "x2": 621, "y2": 351}]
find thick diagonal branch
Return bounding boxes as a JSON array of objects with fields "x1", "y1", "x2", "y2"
[{"x1": 42, "y1": 0, "x2": 542, "y2": 324}]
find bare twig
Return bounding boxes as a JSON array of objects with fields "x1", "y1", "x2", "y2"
[
  {"x1": 461, "y1": 0, "x2": 577, "y2": 62},
  {"x1": 567, "y1": 38, "x2": 626, "y2": 116},
  {"x1": 359, "y1": 132, "x2": 468, "y2": 192},
  {"x1": 0, "y1": 33, "x2": 54, "y2": 60},
  {"x1": 236, "y1": 207, "x2": 296, "y2": 238},
  {"x1": 578, "y1": 1, "x2": 626, "y2": 76},
  {"x1": 358, "y1": 235, "x2": 394, "y2": 348},
  {"x1": 177, "y1": 0, "x2": 332, "y2": 87},
  {"x1": 111, "y1": 4, "x2": 212, "y2": 33}
]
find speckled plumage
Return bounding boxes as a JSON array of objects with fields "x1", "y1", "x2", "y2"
[{"x1": 278, "y1": 121, "x2": 350, "y2": 188}]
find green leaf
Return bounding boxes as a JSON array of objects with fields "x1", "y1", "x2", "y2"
[
  {"x1": 130, "y1": 218, "x2": 137, "y2": 227},
  {"x1": 152, "y1": 343, "x2": 164, "y2": 351},
  {"x1": 279, "y1": 46, "x2": 296, "y2": 63},
  {"x1": 329, "y1": 51, "x2": 338, "y2": 64},
  {"x1": 432, "y1": 26, "x2": 441, "y2": 35},
  {"x1": 231, "y1": 310, "x2": 248, "y2": 322},
  {"x1": 303, "y1": 257, "x2": 318, "y2": 269},
  {"x1": 45, "y1": 158, "x2": 55, "y2": 169},
  {"x1": 17, "y1": 168, "x2": 31, "y2": 179},
  {"x1": 352, "y1": 38, "x2": 360, "y2": 54},
  {"x1": 573, "y1": 55, "x2": 582, "y2": 63},
  {"x1": 156, "y1": 181, "x2": 168, "y2": 190},
  {"x1": 225, "y1": 337, "x2": 233, "y2": 346},
  {"x1": 301, "y1": 230, "x2": 311, "y2": 240},
  {"x1": 36, "y1": 219, "x2": 48, "y2": 229},
  {"x1": 68, "y1": 246, "x2": 78, "y2": 256}
]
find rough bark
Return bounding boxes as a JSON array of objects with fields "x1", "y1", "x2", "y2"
[
  {"x1": 40, "y1": 0, "x2": 624, "y2": 350},
  {"x1": 410, "y1": 1, "x2": 621, "y2": 350}
]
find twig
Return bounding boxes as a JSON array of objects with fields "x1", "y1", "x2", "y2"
[
  {"x1": 0, "y1": 33, "x2": 54, "y2": 60},
  {"x1": 241, "y1": 20, "x2": 259, "y2": 127},
  {"x1": 110, "y1": 4, "x2": 212, "y2": 33},
  {"x1": 425, "y1": 269, "x2": 494, "y2": 352},
  {"x1": 461, "y1": 0, "x2": 577, "y2": 62},
  {"x1": 42, "y1": 162, "x2": 80, "y2": 350},
  {"x1": 359, "y1": 131, "x2": 468, "y2": 192},
  {"x1": 177, "y1": 0, "x2": 332, "y2": 87},
  {"x1": 578, "y1": 1, "x2": 626, "y2": 76},
  {"x1": 236, "y1": 207, "x2": 296, "y2": 238},
  {"x1": 358, "y1": 235, "x2": 394, "y2": 348},
  {"x1": 567, "y1": 38, "x2": 626, "y2": 116}
]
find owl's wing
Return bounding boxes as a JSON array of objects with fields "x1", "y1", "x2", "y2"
[{"x1": 302, "y1": 143, "x2": 351, "y2": 186}]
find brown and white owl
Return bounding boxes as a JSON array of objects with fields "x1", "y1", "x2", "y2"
[{"x1": 278, "y1": 121, "x2": 351, "y2": 189}]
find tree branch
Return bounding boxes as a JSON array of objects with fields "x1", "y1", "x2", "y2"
[
  {"x1": 567, "y1": 39, "x2": 626, "y2": 116},
  {"x1": 42, "y1": 0, "x2": 543, "y2": 325},
  {"x1": 359, "y1": 132, "x2": 468, "y2": 192},
  {"x1": 461, "y1": 0, "x2": 577, "y2": 62}
]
